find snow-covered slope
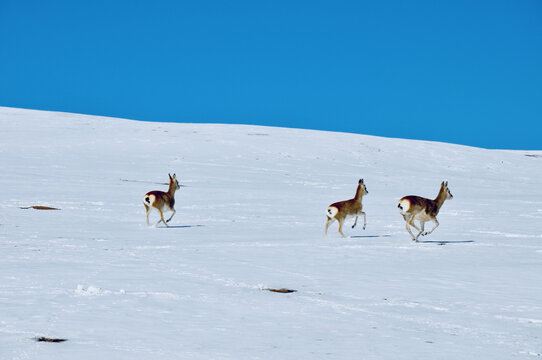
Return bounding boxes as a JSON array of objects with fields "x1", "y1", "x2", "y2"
[{"x1": 1, "y1": 107, "x2": 541, "y2": 359}]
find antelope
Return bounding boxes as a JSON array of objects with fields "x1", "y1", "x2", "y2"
[
  {"x1": 325, "y1": 179, "x2": 369, "y2": 238},
  {"x1": 398, "y1": 181, "x2": 453, "y2": 242},
  {"x1": 143, "y1": 173, "x2": 181, "y2": 227}
]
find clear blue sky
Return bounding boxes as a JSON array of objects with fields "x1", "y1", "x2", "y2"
[{"x1": 1, "y1": 0, "x2": 541, "y2": 149}]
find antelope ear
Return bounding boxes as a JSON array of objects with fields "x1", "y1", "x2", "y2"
[
  {"x1": 445, "y1": 181, "x2": 448, "y2": 187},
  {"x1": 173, "y1": 174, "x2": 177, "y2": 179},
  {"x1": 359, "y1": 179, "x2": 363, "y2": 184},
  {"x1": 169, "y1": 173, "x2": 172, "y2": 180}
]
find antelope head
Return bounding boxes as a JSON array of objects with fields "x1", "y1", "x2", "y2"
[
  {"x1": 441, "y1": 181, "x2": 453, "y2": 200},
  {"x1": 169, "y1": 173, "x2": 181, "y2": 191},
  {"x1": 359, "y1": 179, "x2": 369, "y2": 195}
]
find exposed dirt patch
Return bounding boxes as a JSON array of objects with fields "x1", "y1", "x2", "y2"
[
  {"x1": 264, "y1": 288, "x2": 297, "y2": 294},
  {"x1": 34, "y1": 337, "x2": 68, "y2": 343},
  {"x1": 20, "y1": 206, "x2": 61, "y2": 210}
]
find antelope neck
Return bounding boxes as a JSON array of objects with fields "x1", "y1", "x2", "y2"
[{"x1": 434, "y1": 187, "x2": 447, "y2": 209}]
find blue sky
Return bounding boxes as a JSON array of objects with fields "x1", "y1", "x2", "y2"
[{"x1": 1, "y1": 0, "x2": 541, "y2": 149}]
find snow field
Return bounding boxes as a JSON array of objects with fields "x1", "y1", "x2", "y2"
[{"x1": 0, "y1": 107, "x2": 541, "y2": 359}]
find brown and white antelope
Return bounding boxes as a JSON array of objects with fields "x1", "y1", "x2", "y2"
[
  {"x1": 398, "y1": 181, "x2": 453, "y2": 242},
  {"x1": 325, "y1": 179, "x2": 368, "y2": 238},
  {"x1": 143, "y1": 173, "x2": 181, "y2": 227}
]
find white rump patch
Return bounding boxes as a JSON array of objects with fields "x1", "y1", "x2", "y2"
[
  {"x1": 398, "y1": 199, "x2": 410, "y2": 214},
  {"x1": 143, "y1": 194, "x2": 155, "y2": 206},
  {"x1": 326, "y1": 206, "x2": 339, "y2": 218}
]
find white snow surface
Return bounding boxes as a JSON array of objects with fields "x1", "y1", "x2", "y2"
[{"x1": 1, "y1": 107, "x2": 541, "y2": 359}]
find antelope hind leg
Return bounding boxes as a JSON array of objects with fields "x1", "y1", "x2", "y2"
[
  {"x1": 405, "y1": 215, "x2": 419, "y2": 241},
  {"x1": 156, "y1": 209, "x2": 169, "y2": 228},
  {"x1": 325, "y1": 217, "x2": 334, "y2": 235},
  {"x1": 338, "y1": 219, "x2": 347, "y2": 238},
  {"x1": 405, "y1": 222, "x2": 417, "y2": 241},
  {"x1": 144, "y1": 205, "x2": 151, "y2": 226}
]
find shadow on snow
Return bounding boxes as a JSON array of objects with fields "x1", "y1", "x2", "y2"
[
  {"x1": 158, "y1": 225, "x2": 204, "y2": 229},
  {"x1": 350, "y1": 235, "x2": 392, "y2": 238},
  {"x1": 418, "y1": 240, "x2": 475, "y2": 244}
]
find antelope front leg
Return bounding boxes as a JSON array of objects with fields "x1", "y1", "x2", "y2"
[
  {"x1": 156, "y1": 209, "x2": 169, "y2": 227},
  {"x1": 166, "y1": 209, "x2": 176, "y2": 223},
  {"x1": 361, "y1": 211, "x2": 367, "y2": 230},
  {"x1": 408, "y1": 219, "x2": 421, "y2": 232},
  {"x1": 416, "y1": 221, "x2": 426, "y2": 240},
  {"x1": 351, "y1": 215, "x2": 358, "y2": 229},
  {"x1": 424, "y1": 218, "x2": 439, "y2": 235}
]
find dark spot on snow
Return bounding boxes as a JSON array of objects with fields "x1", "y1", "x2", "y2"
[
  {"x1": 35, "y1": 337, "x2": 67, "y2": 343},
  {"x1": 20, "y1": 206, "x2": 60, "y2": 210},
  {"x1": 525, "y1": 154, "x2": 542, "y2": 158},
  {"x1": 264, "y1": 288, "x2": 297, "y2": 294}
]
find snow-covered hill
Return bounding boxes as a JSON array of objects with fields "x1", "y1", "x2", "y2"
[{"x1": 1, "y1": 107, "x2": 541, "y2": 359}]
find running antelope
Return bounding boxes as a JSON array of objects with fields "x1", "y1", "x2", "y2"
[
  {"x1": 143, "y1": 173, "x2": 181, "y2": 227},
  {"x1": 398, "y1": 181, "x2": 453, "y2": 242},
  {"x1": 325, "y1": 179, "x2": 368, "y2": 237}
]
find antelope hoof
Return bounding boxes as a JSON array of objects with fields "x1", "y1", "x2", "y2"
[{"x1": 351, "y1": 225, "x2": 356, "y2": 229}]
